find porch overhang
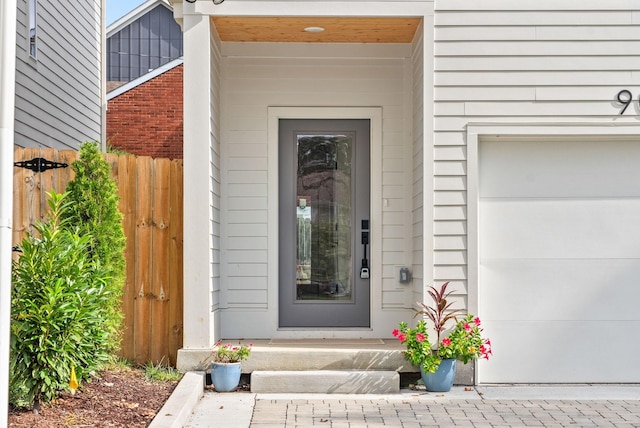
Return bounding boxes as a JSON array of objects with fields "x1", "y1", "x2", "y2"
[{"x1": 170, "y1": 0, "x2": 429, "y2": 44}]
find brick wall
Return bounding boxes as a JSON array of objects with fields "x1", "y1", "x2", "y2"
[{"x1": 107, "y1": 64, "x2": 183, "y2": 159}]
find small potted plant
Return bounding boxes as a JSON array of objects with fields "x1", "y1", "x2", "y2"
[
  {"x1": 210, "y1": 341, "x2": 252, "y2": 392},
  {"x1": 393, "y1": 282, "x2": 492, "y2": 392}
]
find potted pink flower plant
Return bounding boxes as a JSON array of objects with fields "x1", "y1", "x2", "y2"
[
  {"x1": 210, "y1": 341, "x2": 252, "y2": 392},
  {"x1": 393, "y1": 282, "x2": 492, "y2": 392}
]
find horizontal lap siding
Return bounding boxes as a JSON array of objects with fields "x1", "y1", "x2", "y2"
[
  {"x1": 211, "y1": 31, "x2": 222, "y2": 312},
  {"x1": 412, "y1": 27, "x2": 425, "y2": 306},
  {"x1": 14, "y1": 0, "x2": 102, "y2": 149},
  {"x1": 433, "y1": 0, "x2": 640, "y2": 299},
  {"x1": 221, "y1": 43, "x2": 412, "y2": 311}
]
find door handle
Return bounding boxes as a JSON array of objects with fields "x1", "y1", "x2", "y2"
[{"x1": 360, "y1": 220, "x2": 369, "y2": 279}]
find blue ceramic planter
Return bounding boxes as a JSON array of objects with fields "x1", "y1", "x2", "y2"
[
  {"x1": 421, "y1": 358, "x2": 457, "y2": 392},
  {"x1": 211, "y1": 362, "x2": 242, "y2": 392}
]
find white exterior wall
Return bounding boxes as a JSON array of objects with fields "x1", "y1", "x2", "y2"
[
  {"x1": 411, "y1": 23, "x2": 425, "y2": 306},
  {"x1": 411, "y1": 17, "x2": 435, "y2": 309},
  {"x1": 219, "y1": 43, "x2": 417, "y2": 338},
  {"x1": 14, "y1": 0, "x2": 103, "y2": 149},
  {"x1": 433, "y1": 0, "x2": 640, "y2": 309},
  {"x1": 182, "y1": 12, "x2": 220, "y2": 349},
  {"x1": 210, "y1": 22, "x2": 223, "y2": 338}
]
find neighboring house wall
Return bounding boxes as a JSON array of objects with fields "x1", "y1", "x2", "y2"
[
  {"x1": 107, "y1": 62, "x2": 183, "y2": 159},
  {"x1": 432, "y1": 1, "x2": 640, "y2": 311},
  {"x1": 107, "y1": 2, "x2": 182, "y2": 86},
  {"x1": 218, "y1": 42, "x2": 416, "y2": 338},
  {"x1": 14, "y1": 0, "x2": 103, "y2": 149}
]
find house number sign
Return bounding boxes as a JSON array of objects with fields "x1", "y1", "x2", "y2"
[{"x1": 616, "y1": 90, "x2": 639, "y2": 115}]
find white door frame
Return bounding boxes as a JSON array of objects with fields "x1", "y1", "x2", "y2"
[{"x1": 268, "y1": 107, "x2": 383, "y2": 338}]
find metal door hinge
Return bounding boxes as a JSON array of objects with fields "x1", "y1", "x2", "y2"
[{"x1": 14, "y1": 157, "x2": 68, "y2": 173}]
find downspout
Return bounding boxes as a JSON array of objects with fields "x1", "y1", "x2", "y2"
[
  {"x1": 100, "y1": 0, "x2": 107, "y2": 151},
  {"x1": 0, "y1": 0, "x2": 17, "y2": 423}
]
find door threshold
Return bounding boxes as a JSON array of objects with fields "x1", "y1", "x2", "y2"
[{"x1": 269, "y1": 338, "x2": 384, "y2": 346}]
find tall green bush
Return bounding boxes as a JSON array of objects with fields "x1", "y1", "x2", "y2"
[
  {"x1": 10, "y1": 192, "x2": 113, "y2": 409},
  {"x1": 62, "y1": 142, "x2": 126, "y2": 353},
  {"x1": 10, "y1": 143, "x2": 127, "y2": 409}
]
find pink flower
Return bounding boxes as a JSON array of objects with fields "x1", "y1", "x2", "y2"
[
  {"x1": 442, "y1": 337, "x2": 451, "y2": 347},
  {"x1": 464, "y1": 323, "x2": 471, "y2": 332},
  {"x1": 474, "y1": 317, "x2": 481, "y2": 326},
  {"x1": 397, "y1": 333, "x2": 407, "y2": 342},
  {"x1": 416, "y1": 333, "x2": 426, "y2": 343},
  {"x1": 485, "y1": 339, "x2": 491, "y2": 346},
  {"x1": 392, "y1": 329, "x2": 399, "y2": 337}
]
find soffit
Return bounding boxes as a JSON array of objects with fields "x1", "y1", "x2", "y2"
[{"x1": 211, "y1": 16, "x2": 421, "y2": 43}]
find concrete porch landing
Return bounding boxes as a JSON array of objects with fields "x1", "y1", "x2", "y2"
[
  {"x1": 177, "y1": 339, "x2": 474, "y2": 394},
  {"x1": 177, "y1": 339, "x2": 412, "y2": 373}
]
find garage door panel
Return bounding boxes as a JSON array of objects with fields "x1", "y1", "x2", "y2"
[
  {"x1": 478, "y1": 137, "x2": 640, "y2": 383},
  {"x1": 480, "y1": 199, "x2": 640, "y2": 259},
  {"x1": 480, "y1": 140, "x2": 640, "y2": 199},
  {"x1": 480, "y1": 259, "x2": 640, "y2": 321},
  {"x1": 478, "y1": 321, "x2": 640, "y2": 383}
]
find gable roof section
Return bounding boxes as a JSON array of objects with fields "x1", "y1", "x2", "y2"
[
  {"x1": 107, "y1": 0, "x2": 172, "y2": 37},
  {"x1": 107, "y1": 0, "x2": 183, "y2": 84}
]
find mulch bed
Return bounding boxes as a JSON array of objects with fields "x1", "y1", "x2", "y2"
[{"x1": 8, "y1": 367, "x2": 179, "y2": 427}]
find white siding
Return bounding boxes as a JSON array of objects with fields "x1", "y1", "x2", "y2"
[
  {"x1": 220, "y1": 43, "x2": 415, "y2": 318},
  {"x1": 14, "y1": 0, "x2": 102, "y2": 149},
  {"x1": 411, "y1": 23, "x2": 425, "y2": 306},
  {"x1": 433, "y1": 0, "x2": 640, "y2": 302},
  {"x1": 211, "y1": 26, "x2": 222, "y2": 314}
]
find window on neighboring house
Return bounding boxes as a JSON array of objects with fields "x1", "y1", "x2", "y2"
[{"x1": 28, "y1": 0, "x2": 37, "y2": 58}]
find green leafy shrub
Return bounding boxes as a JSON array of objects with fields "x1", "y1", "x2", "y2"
[
  {"x1": 10, "y1": 192, "x2": 113, "y2": 409},
  {"x1": 62, "y1": 141, "x2": 126, "y2": 353}
]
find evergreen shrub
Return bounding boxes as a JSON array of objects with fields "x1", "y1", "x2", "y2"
[{"x1": 10, "y1": 192, "x2": 112, "y2": 408}]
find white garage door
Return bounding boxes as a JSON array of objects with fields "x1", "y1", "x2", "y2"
[{"x1": 478, "y1": 137, "x2": 640, "y2": 383}]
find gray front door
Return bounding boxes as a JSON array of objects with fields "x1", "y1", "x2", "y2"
[{"x1": 279, "y1": 119, "x2": 370, "y2": 327}]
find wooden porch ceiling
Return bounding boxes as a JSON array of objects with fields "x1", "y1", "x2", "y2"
[{"x1": 211, "y1": 16, "x2": 422, "y2": 43}]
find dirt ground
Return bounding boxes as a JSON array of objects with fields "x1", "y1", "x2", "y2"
[{"x1": 8, "y1": 367, "x2": 179, "y2": 428}]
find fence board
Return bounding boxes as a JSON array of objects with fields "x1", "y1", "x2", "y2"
[
  {"x1": 23, "y1": 148, "x2": 41, "y2": 235},
  {"x1": 134, "y1": 156, "x2": 153, "y2": 364},
  {"x1": 168, "y1": 160, "x2": 184, "y2": 365},
  {"x1": 116, "y1": 154, "x2": 137, "y2": 363},
  {"x1": 11, "y1": 148, "x2": 184, "y2": 366},
  {"x1": 150, "y1": 158, "x2": 170, "y2": 363},
  {"x1": 12, "y1": 148, "x2": 27, "y2": 247}
]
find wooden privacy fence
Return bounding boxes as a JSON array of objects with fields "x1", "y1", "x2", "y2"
[{"x1": 12, "y1": 147, "x2": 184, "y2": 366}]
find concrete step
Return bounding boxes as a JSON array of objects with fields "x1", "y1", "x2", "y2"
[
  {"x1": 250, "y1": 370, "x2": 400, "y2": 394},
  {"x1": 178, "y1": 339, "x2": 412, "y2": 373},
  {"x1": 177, "y1": 339, "x2": 475, "y2": 387},
  {"x1": 242, "y1": 339, "x2": 411, "y2": 372}
]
